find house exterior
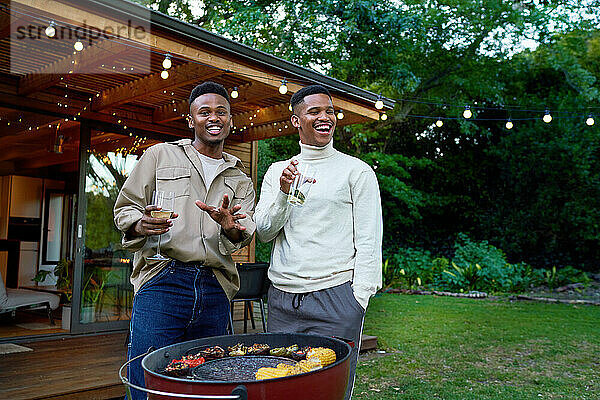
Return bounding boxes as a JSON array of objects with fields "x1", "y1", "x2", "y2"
[{"x1": 0, "y1": 0, "x2": 392, "y2": 340}]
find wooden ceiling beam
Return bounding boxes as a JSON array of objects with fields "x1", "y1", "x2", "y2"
[
  {"x1": 0, "y1": 114, "x2": 65, "y2": 138},
  {"x1": 233, "y1": 103, "x2": 291, "y2": 129},
  {"x1": 18, "y1": 39, "x2": 132, "y2": 96},
  {"x1": 0, "y1": 15, "x2": 30, "y2": 41},
  {"x1": 15, "y1": 147, "x2": 78, "y2": 169},
  {"x1": 92, "y1": 62, "x2": 222, "y2": 111},
  {"x1": 0, "y1": 146, "x2": 43, "y2": 162},
  {"x1": 15, "y1": 0, "x2": 380, "y2": 120},
  {"x1": 152, "y1": 83, "x2": 275, "y2": 124},
  {"x1": 153, "y1": 99, "x2": 188, "y2": 124},
  {"x1": 241, "y1": 123, "x2": 297, "y2": 142},
  {"x1": 231, "y1": 83, "x2": 285, "y2": 109},
  {"x1": 91, "y1": 136, "x2": 153, "y2": 155},
  {"x1": 0, "y1": 92, "x2": 190, "y2": 138}
]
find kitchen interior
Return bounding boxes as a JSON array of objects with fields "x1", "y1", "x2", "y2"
[
  {"x1": 0, "y1": 118, "x2": 143, "y2": 339},
  {"x1": 0, "y1": 174, "x2": 76, "y2": 337}
]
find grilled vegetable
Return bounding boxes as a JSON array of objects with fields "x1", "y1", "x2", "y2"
[
  {"x1": 276, "y1": 363, "x2": 294, "y2": 371},
  {"x1": 296, "y1": 359, "x2": 323, "y2": 372},
  {"x1": 196, "y1": 346, "x2": 225, "y2": 360},
  {"x1": 286, "y1": 344, "x2": 299, "y2": 353},
  {"x1": 163, "y1": 361, "x2": 190, "y2": 377},
  {"x1": 269, "y1": 347, "x2": 289, "y2": 357},
  {"x1": 228, "y1": 343, "x2": 247, "y2": 356},
  {"x1": 163, "y1": 355, "x2": 206, "y2": 377},
  {"x1": 306, "y1": 347, "x2": 336, "y2": 366},
  {"x1": 246, "y1": 343, "x2": 270, "y2": 355},
  {"x1": 290, "y1": 349, "x2": 307, "y2": 361},
  {"x1": 255, "y1": 367, "x2": 289, "y2": 380}
]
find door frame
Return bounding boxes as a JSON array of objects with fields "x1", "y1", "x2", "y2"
[{"x1": 70, "y1": 123, "x2": 131, "y2": 334}]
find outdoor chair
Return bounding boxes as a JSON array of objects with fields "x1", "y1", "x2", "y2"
[
  {"x1": 228, "y1": 262, "x2": 270, "y2": 334},
  {"x1": 0, "y1": 271, "x2": 60, "y2": 324}
]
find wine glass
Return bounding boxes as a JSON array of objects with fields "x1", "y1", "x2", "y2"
[{"x1": 147, "y1": 190, "x2": 174, "y2": 261}]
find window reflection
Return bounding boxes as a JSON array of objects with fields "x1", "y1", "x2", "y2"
[{"x1": 81, "y1": 151, "x2": 139, "y2": 323}]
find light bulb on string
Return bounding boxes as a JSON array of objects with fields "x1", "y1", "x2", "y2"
[
  {"x1": 160, "y1": 70, "x2": 169, "y2": 79},
  {"x1": 162, "y1": 54, "x2": 172, "y2": 70},
  {"x1": 543, "y1": 109, "x2": 552, "y2": 123},
  {"x1": 279, "y1": 79, "x2": 288, "y2": 94},
  {"x1": 45, "y1": 21, "x2": 56, "y2": 38},
  {"x1": 74, "y1": 40, "x2": 83, "y2": 51},
  {"x1": 288, "y1": 104, "x2": 292, "y2": 112},
  {"x1": 375, "y1": 94, "x2": 384, "y2": 110},
  {"x1": 231, "y1": 87, "x2": 239, "y2": 99},
  {"x1": 505, "y1": 118, "x2": 513, "y2": 130},
  {"x1": 380, "y1": 112, "x2": 388, "y2": 121},
  {"x1": 435, "y1": 119, "x2": 443, "y2": 127},
  {"x1": 336, "y1": 110, "x2": 344, "y2": 120},
  {"x1": 586, "y1": 114, "x2": 595, "y2": 126},
  {"x1": 463, "y1": 106, "x2": 472, "y2": 119}
]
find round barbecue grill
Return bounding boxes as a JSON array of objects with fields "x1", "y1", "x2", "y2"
[{"x1": 120, "y1": 332, "x2": 353, "y2": 400}]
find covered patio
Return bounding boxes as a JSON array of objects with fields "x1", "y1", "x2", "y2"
[{"x1": 0, "y1": 0, "x2": 390, "y2": 345}]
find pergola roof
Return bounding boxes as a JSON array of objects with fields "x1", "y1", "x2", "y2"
[{"x1": 0, "y1": 0, "x2": 393, "y2": 174}]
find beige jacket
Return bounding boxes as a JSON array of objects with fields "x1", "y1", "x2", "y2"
[{"x1": 113, "y1": 139, "x2": 256, "y2": 300}]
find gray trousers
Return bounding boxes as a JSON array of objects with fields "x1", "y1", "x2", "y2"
[{"x1": 267, "y1": 282, "x2": 365, "y2": 400}]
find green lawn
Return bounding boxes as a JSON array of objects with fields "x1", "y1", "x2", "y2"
[{"x1": 355, "y1": 294, "x2": 600, "y2": 400}]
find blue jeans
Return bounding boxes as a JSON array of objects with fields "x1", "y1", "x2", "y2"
[{"x1": 126, "y1": 261, "x2": 230, "y2": 400}]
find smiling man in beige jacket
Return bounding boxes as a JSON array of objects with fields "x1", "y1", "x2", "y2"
[{"x1": 114, "y1": 81, "x2": 255, "y2": 400}]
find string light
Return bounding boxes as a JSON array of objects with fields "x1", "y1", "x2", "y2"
[
  {"x1": 15, "y1": 10, "x2": 600, "y2": 125},
  {"x1": 6, "y1": 14, "x2": 600, "y2": 133},
  {"x1": 586, "y1": 114, "x2": 595, "y2": 126},
  {"x1": 463, "y1": 106, "x2": 472, "y2": 119},
  {"x1": 45, "y1": 21, "x2": 56, "y2": 38},
  {"x1": 336, "y1": 110, "x2": 344, "y2": 120},
  {"x1": 279, "y1": 79, "x2": 288, "y2": 95},
  {"x1": 162, "y1": 54, "x2": 172, "y2": 70},
  {"x1": 288, "y1": 104, "x2": 292, "y2": 112},
  {"x1": 380, "y1": 112, "x2": 388, "y2": 121},
  {"x1": 375, "y1": 94, "x2": 384, "y2": 110}
]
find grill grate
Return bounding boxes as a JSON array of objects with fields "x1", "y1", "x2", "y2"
[{"x1": 192, "y1": 356, "x2": 296, "y2": 381}]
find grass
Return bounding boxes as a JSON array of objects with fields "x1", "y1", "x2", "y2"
[{"x1": 354, "y1": 294, "x2": 600, "y2": 400}]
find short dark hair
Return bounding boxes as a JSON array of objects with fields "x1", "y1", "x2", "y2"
[
  {"x1": 290, "y1": 84, "x2": 332, "y2": 113},
  {"x1": 189, "y1": 81, "x2": 230, "y2": 109}
]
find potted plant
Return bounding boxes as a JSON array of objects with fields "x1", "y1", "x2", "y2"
[
  {"x1": 32, "y1": 258, "x2": 73, "y2": 296},
  {"x1": 32, "y1": 259, "x2": 73, "y2": 329},
  {"x1": 80, "y1": 266, "x2": 113, "y2": 323}
]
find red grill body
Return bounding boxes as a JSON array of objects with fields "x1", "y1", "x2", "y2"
[{"x1": 141, "y1": 333, "x2": 352, "y2": 400}]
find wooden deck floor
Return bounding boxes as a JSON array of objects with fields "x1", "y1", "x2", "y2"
[
  {"x1": 0, "y1": 332, "x2": 128, "y2": 400},
  {"x1": 0, "y1": 313, "x2": 377, "y2": 400}
]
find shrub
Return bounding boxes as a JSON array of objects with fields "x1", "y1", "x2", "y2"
[
  {"x1": 391, "y1": 247, "x2": 434, "y2": 288},
  {"x1": 545, "y1": 265, "x2": 592, "y2": 289},
  {"x1": 379, "y1": 236, "x2": 592, "y2": 294},
  {"x1": 442, "y1": 262, "x2": 482, "y2": 291},
  {"x1": 505, "y1": 262, "x2": 545, "y2": 292},
  {"x1": 439, "y1": 234, "x2": 544, "y2": 293},
  {"x1": 382, "y1": 259, "x2": 401, "y2": 289}
]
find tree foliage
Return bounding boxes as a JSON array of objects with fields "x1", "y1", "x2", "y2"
[{"x1": 134, "y1": 0, "x2": 600, "y2": 271}]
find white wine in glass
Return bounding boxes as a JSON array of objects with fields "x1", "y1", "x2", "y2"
[
  {"x1": 150, "y1": 210, "x2": 174, "y2": 219},
  {"x1": 147, "y1": 190, "x2": 174, "y2": 261}
]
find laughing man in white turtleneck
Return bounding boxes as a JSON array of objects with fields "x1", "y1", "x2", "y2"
[{"x1": 254, "y1": 85, "x2": 382, "y2": 400}]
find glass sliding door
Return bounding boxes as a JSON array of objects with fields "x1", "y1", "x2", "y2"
[{"x1": 71, "y1": 124, "x2": 149, "y2": 333}]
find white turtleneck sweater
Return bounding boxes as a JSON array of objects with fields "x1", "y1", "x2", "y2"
[{"x1": 254, "y1": 140, "x2": 382, "y2": 309}]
